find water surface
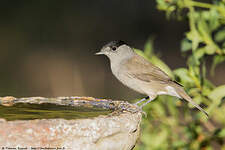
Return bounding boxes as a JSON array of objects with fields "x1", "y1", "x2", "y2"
[{"x1": 0, "y1": 103, "x2": 112, "y2": 121}]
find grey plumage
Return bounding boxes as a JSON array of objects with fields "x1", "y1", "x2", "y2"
[{"x1": 96, "y1": 40, "x2": 208, "y2": 117}]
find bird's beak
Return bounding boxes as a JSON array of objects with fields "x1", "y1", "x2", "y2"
[{"x1": 95, "y1": 51, "x2": 104, "y2": 55}]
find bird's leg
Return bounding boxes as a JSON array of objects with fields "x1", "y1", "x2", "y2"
[
  {"x1": 140, "y1": 97, "x2": 154, "y2": 108},
  {"x1": 134, "y1": 96, "x2": 149, "y2": 105}
]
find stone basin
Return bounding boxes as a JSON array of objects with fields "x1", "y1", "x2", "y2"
[{"x1": 0, "y1": 96, "x2": 142, "y2": 150}]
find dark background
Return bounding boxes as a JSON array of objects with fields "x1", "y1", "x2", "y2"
[{"x1": 0, "y1": 0, "x2": 224, "y2": 99}]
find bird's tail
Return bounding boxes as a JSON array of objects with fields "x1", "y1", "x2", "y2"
[{"x1": 172, "y1": 82, "x2": 209, "y2": 117}]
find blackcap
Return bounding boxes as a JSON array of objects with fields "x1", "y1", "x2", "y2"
[{"x1": 96, "y1": 40, "x2": 208, "y2": 117}]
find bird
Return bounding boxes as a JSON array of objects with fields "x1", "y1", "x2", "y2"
[{"x1": 95, "y1": 40, "x2": 208, "y2": 117}]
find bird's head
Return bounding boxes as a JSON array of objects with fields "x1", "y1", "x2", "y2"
[{"x1": 95, "y1": 40, "x2": 134, "y2": 62}]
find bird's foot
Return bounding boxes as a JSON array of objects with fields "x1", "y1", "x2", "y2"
[
  {"x1": 133, "y1": 103, "x2": 147, "y2": 117},
  {"x1": 134, "y1": 96, "x2": 149, "y2": 105},
  {"x1": 139, "y1": 98, "x2": 155, "y2": 108},
  {"x1": 133, "y1": 96, "x2": 156, "y2": 117}
]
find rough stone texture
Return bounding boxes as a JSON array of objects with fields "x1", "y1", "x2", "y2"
[{"x1": 0, "y1": 96, "x2": 142, "y2": 150}]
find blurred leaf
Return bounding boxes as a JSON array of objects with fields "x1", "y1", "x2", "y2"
[
  {"x1": 189, "y1": 65, "x2": 201, "y2": 89},
  {"x1": 173, "y1": 68, "x2": 194, "y2": 85},
  {"x1": 213, "y1": 105, "x2": 225, "y2": 124},
  {"x1": 208, "y1": 85, "x2": 225, "y2": 102},
  {"x1": 173, "y1": 140, "x2": 186, "y2": 148},
  {"x1": 144, "y1": 37, "x2": 155, "y2": 56},
  {"x1": 210, "y1": 55, "x2": 225, "y2": 75},
  {"x1": 156, "y1": 0, "x2": 170, "y2": 10},
  {"x1": 223, "y1": 42, "x2": 225, "y2": 48},
  {"x1": 167, "y1": 96, "x2": 179, "y2": 117},
  {"x1": 194, "y1": 48, "x2": 205, "y2": 60},
  {"x1": 202, "y1": 11, "x2": 210, "y2": 20},
  {"x1": 152, "y1": 129, "x2": 168, "y2": 148},
  {"x1": 201, "y1": 61, "x2": 206, "y2": 86},
  {"x1": 189, "y1": 88, "x2": 201, "y2": 96},
  {"x1": 207, "y1": 85, "x2": 225, "y2": 113},
  {"x1": 166, "y1": 5, "x2": 176, "y2": 18},
  {"x1": 188, "y1": 54, "x2": 200, "y2": 66},
  {"x1": 197, "y1": 18, "x2": 215, "y2": 54},
  {"x1": 208, "y1": 9, "x2": 220, "y2": 31},
  {"x1": 198, "y1": 17, "x2": 210, "y2": 36},
  {"x1": 202, "y1": 83, "x2": 214, "y2": 96},
  {"x1": 135, "y1": 48, "x2": 150, "y2": 60},
  {"x1": 204, "y1": 45, "x2": 216, "y2": 55},
  {"x1": 218, "y1": 128, "x2": 225, "y2": 138},
  {"x1": 152, "y1": 102, "x2": 166, "y2": 116},
  {"x1": 187, "y1": 11, "x2": 202, "y2": 51},
  {"x1": 181, "y1": 38, "x2": 192, "y2": 52},
  {"x1": 186, "y1": 30, "x2": 202, "y2": 51},
  {"x1": 203, "y1": 79, "x2": 215, "y2": 89},
  {"x1": 215, "y1": 28, "x2": 225, "y2": 42}
]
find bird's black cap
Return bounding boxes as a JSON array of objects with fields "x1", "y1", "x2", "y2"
[{"x1": 103, "y1": 40, "x2": 127, "y2": 50}]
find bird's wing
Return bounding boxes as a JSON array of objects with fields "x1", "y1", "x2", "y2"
[{"x1": 123, "y1": 54, "x2": 171, "y2": 83}]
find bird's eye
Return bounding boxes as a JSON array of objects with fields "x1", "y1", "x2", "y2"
[{"x1": 112, "y1": 46, "x2": 117, "y2": 51}]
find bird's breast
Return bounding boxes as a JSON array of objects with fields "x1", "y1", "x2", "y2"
[{"x1": 111, "y1": 64, "x2": 146, "y2": 94}]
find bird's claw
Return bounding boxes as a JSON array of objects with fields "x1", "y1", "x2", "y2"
[{"x1": 133, "y1": 104, "x2": 147, "y2": 117}]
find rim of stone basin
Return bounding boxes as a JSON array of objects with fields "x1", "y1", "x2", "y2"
[{"x1": 0, "y1": 96, "x2": 141, "y2": 120}]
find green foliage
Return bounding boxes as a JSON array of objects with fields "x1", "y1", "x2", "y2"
[{"x1": 135, "y1": 0, "x2": 225, "y2": 149}]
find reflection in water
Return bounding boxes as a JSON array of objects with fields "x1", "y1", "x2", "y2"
[{"x1": 0, "y1": 103, "x2": 111, "y2": 121}]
